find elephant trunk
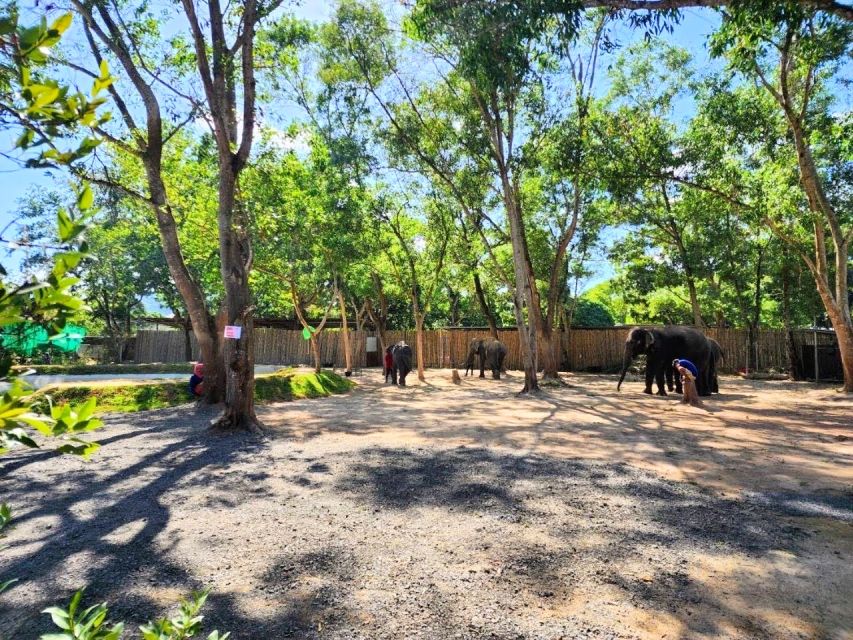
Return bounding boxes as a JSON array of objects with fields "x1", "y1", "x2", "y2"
[{"x1": 617, "y1": 346, "x2": 632, "y2": 391}]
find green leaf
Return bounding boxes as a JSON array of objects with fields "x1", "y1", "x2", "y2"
[
  {"x1": 0, "y1": 578, "x2": 18, "y2": 593},
  {"x1": 77, "y1": 185, "x2": 94, "y2": 211},
  {"x1": 42, "y1": 606, "x2": 71, "y2": 630}
]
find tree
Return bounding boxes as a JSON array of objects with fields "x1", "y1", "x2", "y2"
[
  {"x1": 248, "y1": 134, "x2": 368, "y2": 372},
  {"x1": 378, "y1": 191, "x2": 451, "y2": 381},
  {"x1": 64, "y1": 0, "x2": 228, "y2": 404},
  {"x1": 707, "y1": 5, "x2": 853, "y2": 390}
]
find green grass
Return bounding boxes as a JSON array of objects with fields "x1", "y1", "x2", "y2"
[
  {"x1": 32, "y1": 369, "x2": 355, "y2": 414},
  {"x1": 13, "y1": 363, "x2": 194, "y2": 375}
]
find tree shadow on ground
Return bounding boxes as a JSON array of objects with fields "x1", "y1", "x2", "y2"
[
  {"x1": 0, "y1": 406, "x2": 269, "y2": 636},
  {"x1": 334, "y1": 446, "x2": 847, "y2": 639}
]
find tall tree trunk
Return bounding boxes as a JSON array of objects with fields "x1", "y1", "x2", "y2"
[
  {"x1": 153, "y1": 204, "x2": 223, "y2": 402},
  {"x1": 412, "y1": 295, "x2": 426, "y2": 382},
  {"x1": 337, "y1": 287, "x2": 353, "y2": 375},
  {"x1": 215, "y1": 166, "x2": 257, "y2": 430},
  {"x1": 789, "y1": 129, "x2": 853, "y2": 391},
  {"x1": 473, "y1": 271, "x2": 499, "y2": 339},
  {"x1": 764, "y1": 43, "x2": 853, "y2": 392},
  {"x1": 781, "y1": 262, "x2": 803, "y2": 380},
  {"x1": 501, "y1": 175, "x2": 540, "y2": 393},
  {"x1": 538, "y1": 326, "x2": 560, "y2": 379}
]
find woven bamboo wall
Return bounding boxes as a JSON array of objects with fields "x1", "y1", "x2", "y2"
[{"x1": 134, "y1": 326, "x2": 841, "y2": 375}]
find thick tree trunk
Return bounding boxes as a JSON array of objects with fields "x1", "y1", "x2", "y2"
[
  {"x1": 212, "y1": 165, "x2": 258, "y2": 431},
  {"x1": 538, "y1": 326, "x2": 560, "y2": 379},
  {"x1": 473, "y1": 271, "x2": 499, "y2": 339},
  {"x1": 813, "y1": 279, "x2": 853, "y2": 391},
  {"x1": 337, "y1": 287, "x2": 353, "y2": 375}
]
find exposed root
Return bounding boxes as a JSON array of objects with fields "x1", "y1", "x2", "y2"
[{"x1": 210, "y1": 412, "x2": 266, "y2": 436}]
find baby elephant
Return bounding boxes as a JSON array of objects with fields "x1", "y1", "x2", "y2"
[{"x1": 390, "y1": 341, "x2": 413, "y2": 386}]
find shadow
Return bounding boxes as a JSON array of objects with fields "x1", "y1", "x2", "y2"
[
  {"x1": 2, "y1": 369, "x2": 851, "y2": 639},
  {"x1": 0, "y1": 404, "x2": 267, "y2": 636}
]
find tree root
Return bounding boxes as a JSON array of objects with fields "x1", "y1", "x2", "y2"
[{"x1": 209, "y1": 412, "x2": 266, "y2": 435}]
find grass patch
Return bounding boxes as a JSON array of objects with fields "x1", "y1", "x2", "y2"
[
  {"x1": 32, "y1": 369, "x2": 355, "y2": 414},
  {"x1": 13, "y1": 363, "x2": 194, "y2": 375}
]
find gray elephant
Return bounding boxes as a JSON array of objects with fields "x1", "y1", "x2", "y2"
[
  {"x1": 391, "y1": 341, "x2": 413, "y2": 387},
  {"x1": 617, "y1": 326, "x2": 713, "y2": 396},
  {"x1": 464, "y1": 337, "x2": 507, "y2": 379},
  {"x1": 706, "y1": 337, "x2": 724, "y2": 393},
  {"x1": 665, "y1": 336, "x2": 723, "y2": 394}
]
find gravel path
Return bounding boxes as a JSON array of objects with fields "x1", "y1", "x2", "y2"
[{"x1": 1, "y1": 369, "x2": 851, "y2": 639}]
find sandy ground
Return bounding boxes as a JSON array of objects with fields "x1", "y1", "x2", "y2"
[{"x1": 1, "y1": 368, "x2": 851, "y2": 639}]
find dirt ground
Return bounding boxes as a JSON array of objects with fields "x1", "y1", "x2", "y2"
[{"x1": 1, "y1": 369, "x2": 851, "y2": 640}]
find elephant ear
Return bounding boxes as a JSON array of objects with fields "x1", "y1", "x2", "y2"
[{"x1": 644, "y1": 331, "x2": 655, "y2": 348}]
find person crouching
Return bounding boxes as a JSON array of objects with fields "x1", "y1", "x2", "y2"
[
  {"x1": 673, "y1": 358, "x2": 702, "y2": 407},
  {"x1": 189, "y1": 362, "x2": 205, "y2": 397}
]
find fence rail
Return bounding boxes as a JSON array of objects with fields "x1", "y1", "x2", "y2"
[{"x1": 134, "y1": 326, "x2": 843, "y2": 379}]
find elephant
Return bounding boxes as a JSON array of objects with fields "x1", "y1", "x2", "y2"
[
  {"x1": 617, "y1": 326, "x2": 713, "y2": 397},
  {"x1": 706, "y1": 337, "x2": 724, "y2": 393},
  {"x1": 390, "y1": 341, "x2": 413, "y2": 387},
  {"x1": 665, "y1": 337, "x2": 723, "y2": 394},
  {"x1": 464, "y1": 337, "x2": 507, "y2": 379}
]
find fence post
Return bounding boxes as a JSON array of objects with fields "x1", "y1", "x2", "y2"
[{"x1": 813, "y1": 320, "x2": 819, "y2": 382}]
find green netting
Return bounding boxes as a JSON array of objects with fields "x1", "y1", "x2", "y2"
[
  {"x1": 49, "y1": 324, "x2": 87, "y2": 352},
  {"x1": 0, "y1": 323, "x2": 86, "y2": 356}
]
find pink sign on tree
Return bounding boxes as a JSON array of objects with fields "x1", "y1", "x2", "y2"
[{"x1": 223, "y1": 325, "x2": 242, "y2": 339}]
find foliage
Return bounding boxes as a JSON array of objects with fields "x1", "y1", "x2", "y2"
[
  {"x1": 40, "y1": 589, "x2": 228, "y2": 640},
  {"x1": 570, "y1": 299, "x2": 615, "y2": 327}
]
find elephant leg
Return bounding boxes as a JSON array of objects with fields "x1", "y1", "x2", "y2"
[
  {"x1": 644, "y1": 365, "x2": 655, "y2": 394},
  {"x1": 665, "y1": 366, "x2": 674, "y2": 392},
  {"x1": 653, "y1": 363, "x2": 667, "y2": 396},
  {"x1": 391, "y1": 367, "x2": 398, "y2": 385},
  {"x1": 479, "y1": 359, "x2": 486, "y2": 378},
  {"x1": 674, "y1": 366, "x2": 683, "y2": 394}
]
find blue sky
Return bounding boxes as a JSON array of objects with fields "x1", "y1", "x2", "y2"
[{"x1": 0, "y1": 3, "x2": 723, "y2": 302}]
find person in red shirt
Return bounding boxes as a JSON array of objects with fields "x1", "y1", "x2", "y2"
[{"x1": 383, "y1": 347, "x2": 393, "y2": 383}]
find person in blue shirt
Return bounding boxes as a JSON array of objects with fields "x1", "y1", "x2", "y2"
[
  {"x1": 189, "y1": 362, "x2": 205, "y2": 397},
  {"x1": 672, "y1": 358, "x2": 702, "y2": 407}
]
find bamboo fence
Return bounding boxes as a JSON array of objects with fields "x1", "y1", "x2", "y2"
[{"x1": 134, "y1": 326, "x2": 843, "y2": 378}]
